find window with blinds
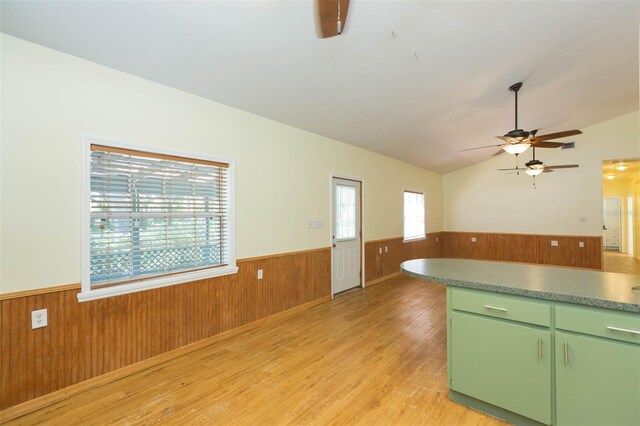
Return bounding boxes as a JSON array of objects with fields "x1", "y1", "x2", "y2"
[
  {"x1": 403, "y1": 190, "x2": 425, "y2": 241},
  {"x1": 84, "y1": 142, "x2": 235, "y2": 296}
]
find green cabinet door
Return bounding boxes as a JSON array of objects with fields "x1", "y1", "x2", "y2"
[
  {"x1": 451, "y1": 311, "x2": 551, "y2": 424},
  {"x1": 555, "y1": 331, "x2": 640, "y2": 426}
]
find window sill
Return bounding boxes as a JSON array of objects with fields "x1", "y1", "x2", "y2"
[
  {"x1": 77, "y1": 265, "x2": 239, "y2": 302},
  {"x1": 403, "y1": 235, "x2": 426, "y2": 243}
]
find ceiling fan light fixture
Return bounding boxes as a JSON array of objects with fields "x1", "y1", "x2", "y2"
[
  {"x1": 502, "y1": 143, "x2": 531, "y2": 155},
  {"x1": 606, "y1": 175, "x2": 616, "y2": 180},
  {"x1": 616, "y1": 165, "x2": 627, "y2": 171},
  {"x1": 525, "y1": 168, "x2": 543, "y2": 177}
]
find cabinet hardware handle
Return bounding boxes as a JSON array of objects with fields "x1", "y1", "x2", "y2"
[
  {"x1": 483, "y1": 304, "x2": 507, "y2": 312},
  {"x1": 564, "y1": 341, "x2": 569, "y2": 364},
  {"x1": 538, "y1": 337, "x2": 542, "y2": 359},
  {"x1": 606, "y1": 326, "x2": 640, "y2": 335}
]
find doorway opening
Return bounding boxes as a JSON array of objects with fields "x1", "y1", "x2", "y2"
[
  {"x1": 331, "y1": 176, "x2": 363, "y2": 296},
  {"x1": 602, "y1": 159, "x2": 640, "y2": 274}
]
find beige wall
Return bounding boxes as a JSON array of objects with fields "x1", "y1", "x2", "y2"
[
  {"x1": 443, "y1": 112, "x2": 640, "y2": 236},
  {"x1": 0, "y1": 35, "x2": 443, "y2": 293},
  {"x1": 634, "y1": 168, "x2": 640, "y2": 260}
]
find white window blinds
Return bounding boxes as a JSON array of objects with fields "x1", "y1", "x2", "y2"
[
  {"x1": 404, "y1": 191, "x2": 425, "y2": 240},
  {"x1": 89, "y1": 144, "x2": 230, "y2": 288}
]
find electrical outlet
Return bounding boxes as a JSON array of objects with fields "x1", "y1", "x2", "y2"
[
  {"x1": 471, "y1": 237, "x2": 477, "y2": 243},
  {"x1": 579, "y1": 241, "x2": 584, "y2": 248},
  {"x1": 551, "y1": 240, "x2": 559, "y2": 247},
  {"x1": 257, "y1": 269, "x2": 263, "y2": 280},
  {"x1": 32, "y1": 309, "x2": 48, "y2": 329}
]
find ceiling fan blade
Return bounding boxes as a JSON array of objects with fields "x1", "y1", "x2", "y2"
[
  {"x1": 542, "y1": 169, "x2": 554, "y2": 173},
  {"x1": 498, "y1": 168, "x2": 526, "y2": 171},
  {"x1": 492, "y1": 149, "x2": 506, "y2": 157},
  {"x1": 532, "y1": 130, "x2": 582, "y2": 142},
  {"x1": 460, "y1": 143, "x2": 504, "y2": 152},
  {"x1": 314, "y1": 0, "x2": 350, "y2": 38},
  {"x1": 546, "y1": 164, "x2": 579, "y2": 169},
  {"x1": 531, "y1": 141, "x2": 564, "y2": 148}
]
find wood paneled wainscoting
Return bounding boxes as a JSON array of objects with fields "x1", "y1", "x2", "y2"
[
  {"x1": 0, "y1": 248, "x2": 331, "y2": 411},
  {"x1": 364, "y1": 231, "x2": 602, "y2": 286},
  {"x1": 440, "y1": 232, "x2": 603, "y2": 270},
  {"x1": 365, "y1": 233, "x2": 444, "y2": 285}
]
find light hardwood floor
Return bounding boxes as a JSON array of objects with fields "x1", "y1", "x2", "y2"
[
  {"x1": 603, "y1": 251, "x2": 640, "y2": 274},
  {"x1": 8, "y1": 276, "x2": 506, "y2": 425}
]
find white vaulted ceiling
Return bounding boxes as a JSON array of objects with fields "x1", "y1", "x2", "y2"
[{"x1": 1, "y1": 1, "x2": 638, "y2": 173}]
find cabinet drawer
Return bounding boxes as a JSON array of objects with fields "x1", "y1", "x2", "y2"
[
  {"x1": 556, "y1": 304, "x2": 640, "y2": 345},
  {"x1": 451, "y1": 288, "x2": 550, "y2": 327}
]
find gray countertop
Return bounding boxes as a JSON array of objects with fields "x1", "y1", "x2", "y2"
[{"x1": 400, "y1": 258, "x2": 640, "y2": 313}]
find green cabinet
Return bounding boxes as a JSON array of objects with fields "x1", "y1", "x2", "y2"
[
  {"x1": 448, "y1": 287, "x2": 640, "y2": 426},
  {"x1": 451, "y1": 311, "x2": 552, "y2": 425},
  {"x1": 555, "y1": 331, "x2": 640, "y2": 426}
]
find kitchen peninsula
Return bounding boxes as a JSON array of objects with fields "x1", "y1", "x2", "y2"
[{"x1": 401, "y1": 258, "x2": 640, "y2": 426}]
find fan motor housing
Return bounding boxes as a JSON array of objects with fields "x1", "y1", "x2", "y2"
[
  {"x1": 526, "y1": 159, "x2": 543, "y2": 168},
  {"x1": 505, "y1": 129, "x2": 530, "y2": 141}
]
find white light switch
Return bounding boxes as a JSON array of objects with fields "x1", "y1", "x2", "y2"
[
  {"x1": 307, "y1": 220, "x2": 323, "y2": 229},
  {"x1": 551, "y1": 240, "x2": 559, "y2": 247},
  {"x1": 579, "y1": 241, "x2": 584, "y2": 248},
  {"x1": 257, "y1": 269, "x2": 263, "y2": 280},
  {"x1": 385, "y1": 246, "x2": 388, "y2": 253},
  {"x1": 471, "y1": 237, "x2": 477, "y2": 243},
  {"x1": 379, "y1": 248, "x2": 382, "y2": 254}
]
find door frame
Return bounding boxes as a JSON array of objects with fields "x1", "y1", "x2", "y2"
[
  {"x1": 329, "y1": 173, "x2": 364, "y2": 298},
  {"x1": 603, "y1": 196, "x2": 622, "y2": 252}
]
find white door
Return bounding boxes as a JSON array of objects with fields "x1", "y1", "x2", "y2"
[
  {"x1": 603, "y1": 197, "x2": 621, "y2": 251},
  {"x1": 332, "y1": 178, "x2": 361, "y2": 294}
]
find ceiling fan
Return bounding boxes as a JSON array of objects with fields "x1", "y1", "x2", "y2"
[
  {"x1": 315, "y1": 0, "x2": 350, "y2": 38},
  {"x1": 460, "y1": 82, "x2": 582, "y2": 156},
  {"x1": 498, "y1": 147, "x2": 579, "y2": 176}
]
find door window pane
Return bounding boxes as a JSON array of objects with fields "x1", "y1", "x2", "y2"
[{"x1": 336, "y1": 184, "x2": 356, "y2": 239}]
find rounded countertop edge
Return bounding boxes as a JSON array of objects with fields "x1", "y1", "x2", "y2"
[{"x1": 401, "y1": 264, "x2": 640, "y2": 314}]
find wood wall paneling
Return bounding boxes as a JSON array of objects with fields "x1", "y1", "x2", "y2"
[
  {"x1": 0, "y1": 248, "x2": 331, "y2": 410},
  {"x1": 364, "y1": 233, "x2": 444, "y2": 284},
  {"x1": 2, "y1": 231, "x2": 603, "y2": 411},
  {"x1": 441, "y1": 232, "x2": 602, "y2": 270}
]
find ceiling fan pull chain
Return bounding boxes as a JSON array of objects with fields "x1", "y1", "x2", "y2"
[{"x1": 337, "y1": 0, "x2": 342, "y2": 34}]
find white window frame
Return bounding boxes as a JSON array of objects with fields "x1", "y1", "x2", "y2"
[
  {"x1": 403, "y1": 190, "x2": 426, "y2": 242},
  {"x1": 78, "y1": 135, "x2": 238, "y2": 302}
]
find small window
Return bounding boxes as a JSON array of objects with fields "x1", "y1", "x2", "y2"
[
  {"x1": 404, "y1": 191, "x2": 425, "y2": 241},
  {"x1": 79, "y1": 138, "x2": 237, "y2": 301},
  {"x1": 335, "y1": 184, "x2": 357, "y2": 240}
]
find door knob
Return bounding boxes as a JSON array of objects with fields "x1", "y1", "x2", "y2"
[{"x1": 332, "y1": 243, "x2": 336, "y2": 248}]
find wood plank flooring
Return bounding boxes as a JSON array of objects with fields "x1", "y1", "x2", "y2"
[
  {"x1": 603, "y1": 251, "x2": 640, "y2": 274},
  {"x1": 8, "y1": 276, "x2": 506, "y2": 425}
]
